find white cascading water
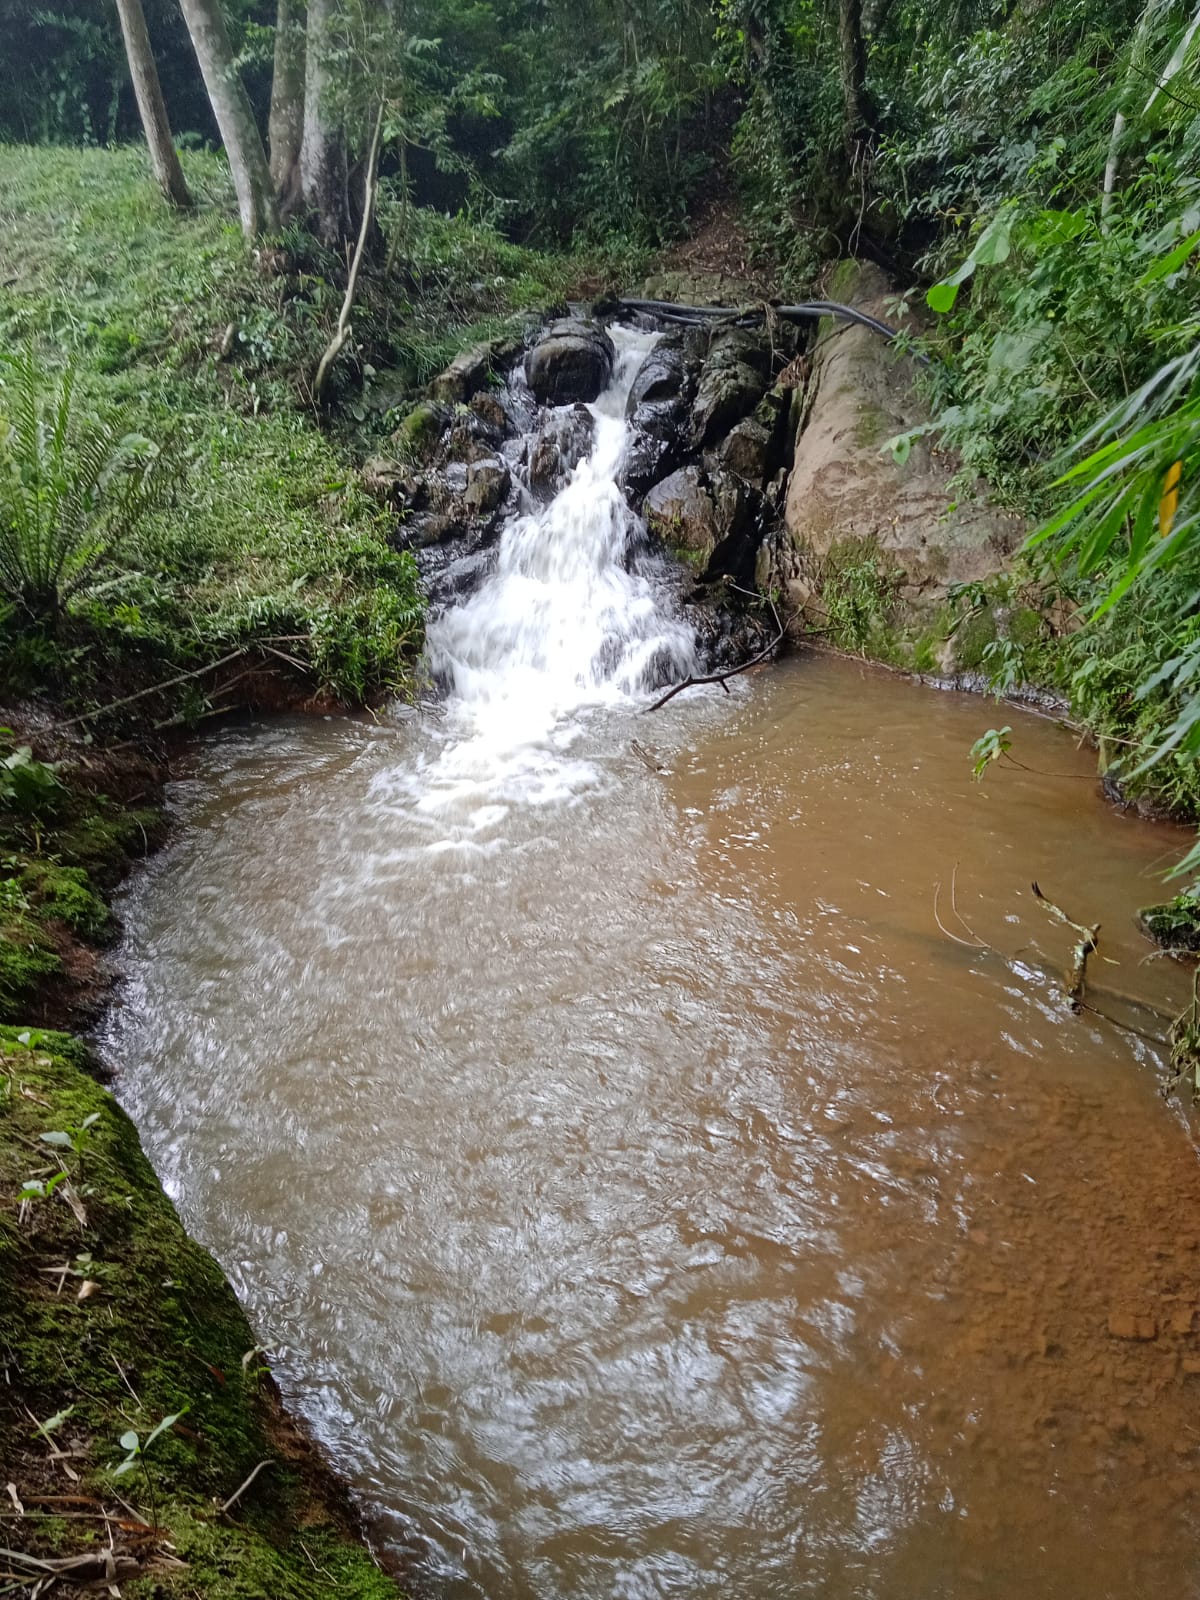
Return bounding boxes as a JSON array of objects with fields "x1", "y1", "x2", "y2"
[{"x1": 380, "y1": 325, "x2": 699, "y2": 830}]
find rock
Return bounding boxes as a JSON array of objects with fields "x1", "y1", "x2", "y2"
[
  {"x1": 528, "y1": 405, "x2": 595, "y2": 492},
  {"x1": 622, "y1": 333, "x2": 702, "y2": 496},
  {"x1": 469, "y1": 391, "x2": 512, "y2": 438},
  {"x1": 525, "y1": 318, "x2": 615, "y2": 405},
  {"x1": 429, "y1": 341, "x2": 500, "y2": 405},
  {"x1": 639, "y1": 268, "x2": 760, "y2": 308},
  {"x1": 361, "y1": 455, "x2": 408, "y2": 509},
  {"x1": 1108, "y1": 1311, "x2": 1158, "y2": 1340},
  {"x1": 700, "y1": 467, "x2": 764, "y2": 588},
  {"x1": 691, "y1": 327, "x2": 771, "y2": 447},
  {"x1": 464, "y1": 455, "x2": 511, "y2": 514},
  {"x1": 643, "y1": 467, "x2": 719, "y2": 558},
  {"x1": 774, "y1": 259, "x2": 1023, "y2": 644},
  {"x1": 392, "y1": 400, "x2": 450, "y2": 462},
  {"x1": 716, "y1": 416, "x2": 772, "y2": 485}
]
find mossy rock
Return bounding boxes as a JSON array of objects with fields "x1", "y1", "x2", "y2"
[
  {"x1": 0, "y1": 924, "x2": 61, "y2": 1013},
  {"x1": 1137, "y1": 896, "x2": 1200, "y2": 953},
  {"x1": 0, "y1": 1028, "x2": 403, "y2": 1598},
  {"x1": 392, "y1": 401, "x2": 449, "y2": 463},
  {"x1": 22, "y1": 861, "x2": 111, "y2": 940}
]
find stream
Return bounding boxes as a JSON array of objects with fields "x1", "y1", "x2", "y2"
[{"x1": 103, "y1": 328, "x2": 1200, "y2": 1599}]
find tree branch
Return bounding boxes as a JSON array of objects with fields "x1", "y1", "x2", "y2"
[{"x1": 313, "y1": 99, "x2": 385, "y2": 402}]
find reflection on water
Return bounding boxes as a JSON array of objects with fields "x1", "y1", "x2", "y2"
[{"x1": 104, "y1": 655, "x2": 1200, "y2": 1600}]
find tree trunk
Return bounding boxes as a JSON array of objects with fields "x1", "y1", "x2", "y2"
[
  {"x1": 268, "y1": 0, "x2": 306, "y2": 207},
  {"x1": 300, "y1": 0, "x2": 351, "y2": 247},
  {"x1": 1102, "y1": 0, "x2": 1171, "y2": 227},
  {"x1": 177, "y1": 0, "x2": 280, "y2": 238},
  {"x1": 114, "y1": 0, "x2": 193, "y2": 208},
  {"x1": 838, "y1": 0, "x2": 871, "y2": 161}
]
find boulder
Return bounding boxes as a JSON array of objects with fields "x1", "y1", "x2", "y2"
[
  {"x1": 525, "y1": 318, "x2": 615, "y2": 405},
  {"x1": 643, "y1": 467, "x2": 719, "y2": 559},
  {"x1": 776, "y1": 260, "x2": 1023, "y2": 637},
  {"x1": 622, "y1": 332, "x2": 701, "y2": 496},
  {"x1": 392, "y1": 400, "x2": 450, "y2": 462},
  {"x1": 716, "y1": 416, "x2": 772, "y2": 486},
  {"x1": 691, "y1": 327, "x2": 771, "y2": 447},
  {"x1": 528, "y1": 405, "x2": 595, "y2": 492},
  {"x1": 429, "y1": 342, "x2": 497, "y2": 406},
  {"x1": 464, "y1": 455, "x2": 511, "y2": 514}
]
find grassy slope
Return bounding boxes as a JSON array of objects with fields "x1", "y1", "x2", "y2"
[{"x1": 0, "y1": 144, "x2": 424, "y2": 713}]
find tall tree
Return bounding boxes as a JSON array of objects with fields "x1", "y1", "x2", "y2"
[
  {"x1": 301, "y1": 0, "x2": 351, "y2": 246},
  {"x1": 114, "y1": 0, "x2": 194, "y2": 208},
  {"x1": 269, "y1": 0, "x2": 306, "y2": 207},
  {"x1": 177, "y1": 0, "x2": 279, "y2": 237},
  {"x1": 837, "y1": 0, "x2": 871, "y2": 162}
]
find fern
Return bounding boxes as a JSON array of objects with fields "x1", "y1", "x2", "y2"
[{"x1": 0, "y1": 350, "x2": 179, "y2": 619}]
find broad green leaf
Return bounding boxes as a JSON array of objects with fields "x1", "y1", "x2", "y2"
[
  {"x1": 926, "y1": 280, "x2": 962, "y2": 314},
  {"x1": 1138, "y1": 229, "x2": 1200, "y2": 286}
]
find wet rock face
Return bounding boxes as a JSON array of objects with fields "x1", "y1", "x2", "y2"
[
  {"x1": 716, "y1": 416, "x2": 772, "y2": 487},
  {"x1": 643, "y1": 466, "x2": 718, "y2": 558},
  {"x1": 525, "y1": 318, "x2": 616, "y2": 405},
  {"x1": 691, "y1": 328, "x2": 771, "y2": 447},
  {"x1": 622, "y1": 331, "x2": 702, "y2": 498},
  {"x1": 641, "y1": 461, "x2": 765, "y2": 591},
  {"x1": 528, "y1": 405, "x2": 595, "y2": 494}
]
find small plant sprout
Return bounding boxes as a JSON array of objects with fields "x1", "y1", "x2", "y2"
[
  {"x1": 40, "y1": 1110, "x2": 101, "y2": 1173},
  {"x1": 17, "y1": 1169, "x2": 67, "y2": 1207},
  {"x1": 29, "y1": 1404, "x2": 79, "y2": 1481},
  {"x1": 971, "y1": 726, "x2": 1013, "y2": 780},
  {"x1": 114, "y1": 1406, "x2": 188, "y2": 1530}
]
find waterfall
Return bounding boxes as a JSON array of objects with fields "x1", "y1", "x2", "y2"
[{"x1": 396, "y1": 326, "x2": 699, "y2": 822}]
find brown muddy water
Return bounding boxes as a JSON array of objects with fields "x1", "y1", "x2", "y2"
[{"x1": 104, "y1": 655, "x2": 1200, "y2": 1600}]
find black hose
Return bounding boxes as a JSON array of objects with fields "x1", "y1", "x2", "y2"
[{"x1": 615, "y1": 296, "x2": 928, "y2": 362}]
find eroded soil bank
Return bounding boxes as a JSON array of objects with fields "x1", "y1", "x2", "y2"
[{"x1": 106, "y1": 654, "x2": 1200, "y2": 1600}]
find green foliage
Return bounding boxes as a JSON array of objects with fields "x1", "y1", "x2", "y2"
[
  {"x1": 0, "y1": 146, "x2": 426, "y2": 712},
  {"x1": 971, "y1": 725, "x2": 1013, "y2": 779},
  {"x1": 0, "y1": 737, "x2": 64, "y2": 816},
  {"x1": 0, "y1": 350, "x2": 178, "y2": 619},
  {"x1": 817, "y1": 548, "x2": 903, "y2": 658}
]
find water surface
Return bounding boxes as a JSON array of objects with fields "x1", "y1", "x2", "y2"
[
  {"x1": 105, "y1": 326, "x2": 1200, "y2": 1598},
  {"x1": 106, "y1": 659, "x2": 1200, "y2": 1599}
]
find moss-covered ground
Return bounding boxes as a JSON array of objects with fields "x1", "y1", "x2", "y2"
[{"x1": 0, "y1": 1026, "x2": 400, "y2": 1597}]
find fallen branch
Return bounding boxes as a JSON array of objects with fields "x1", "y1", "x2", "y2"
[
  {"x1": 643, "y1": 593, "x2": 788, "y2": 713},
  {"x1": 218, "y1": 1458, "x2": 275, "y2": 1516},
  {"x1": 1031, "y1": 881, "x2": 1100, "y2": 1011},
  {"x1": 60, "y1": 636, "x2": 315, "y2": 733}
]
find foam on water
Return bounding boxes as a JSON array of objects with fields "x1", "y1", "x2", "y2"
[{"x1": 372, "y1": 326, "x2": 698, "y2": 834}]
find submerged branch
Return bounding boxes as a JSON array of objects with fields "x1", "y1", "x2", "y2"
[
  {"x1": 642, "y1": 593, "x2": 788, "y2": 713},
  {"x1": 1030, "y1": 881, "x2": 1100, "y2": 1010}
]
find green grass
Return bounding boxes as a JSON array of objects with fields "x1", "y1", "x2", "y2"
[{"x1": 0, "y1": 144, "x2": 423, "y2": 716}]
